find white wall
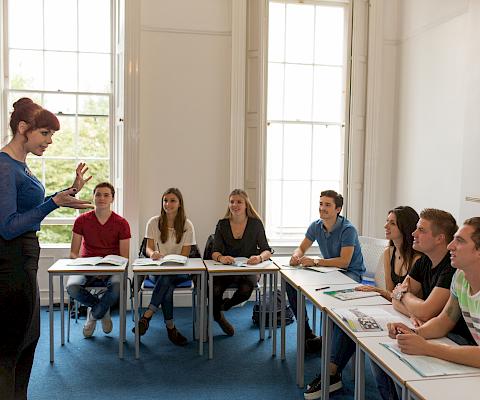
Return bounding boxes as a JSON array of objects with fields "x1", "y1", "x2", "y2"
[
  {"x1": 139, "y1": 0, "x2": 233, "y2": 252},
  {"x1": 391, "y1": 0, "x2": 471, "y2": 219}
]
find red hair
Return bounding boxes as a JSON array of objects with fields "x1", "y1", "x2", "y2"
[{"x1": 10, "y1": 97, "x2": 60, "y2": 135}]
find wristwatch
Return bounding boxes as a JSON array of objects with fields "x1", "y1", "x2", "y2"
[{"x1": 393, "y1": 290, "x2": 405, "y2": 301}]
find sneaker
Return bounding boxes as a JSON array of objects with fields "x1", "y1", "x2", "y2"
[
  {"x1": 305, "y1": 336, "x2": 322, "y2": 354},
  {"x1": 83, "y1": 308, "x2": 97, "y2": 338},
  {"x1": 101, "y1": 309, "x2": 113, "y2": 334},
  {"x1": 304, "y1": 373, "x2": 342, "y2": 399},
  {"x1": 216, "y1": 312, "x2": 235, "y2": 336},
  {"x1": 167, "y1": 326, "x2": 188, "y2": 346}
]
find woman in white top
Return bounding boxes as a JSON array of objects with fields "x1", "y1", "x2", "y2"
[{"x1": 134, "y1": 188, "x2": 196, "y2": 346}]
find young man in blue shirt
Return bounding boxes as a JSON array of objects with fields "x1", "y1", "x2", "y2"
[{"x1": 285, "y1": 190, "x2": 366, "y2": 398}]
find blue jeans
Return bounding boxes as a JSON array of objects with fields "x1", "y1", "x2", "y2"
[
  {"x1": 148, "y1": 274, "x2": 190, "y2": 321},
  {"x1": 371, "y1": 361, "x2": 401, "y2": 400},
  {"x1": 66, "y1": 274, "x2": 120, "y2": 320}
]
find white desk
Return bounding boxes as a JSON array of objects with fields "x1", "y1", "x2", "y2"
[
  {"x1": 204, "y1": 259, "x2": 279, "y2": 359},
  {"x1": 48, "y1": 259, "x2": 128, "y2": 362},
  {"x1": 407, "y1": 375, "x2": 480, "y2": 400},
  {"x1": 132, "y1": 257, "x2": 206, "y2": 359}
]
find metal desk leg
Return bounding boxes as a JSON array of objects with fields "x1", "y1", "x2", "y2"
[
  {"x1": 312, "y1": 305, "x2": 317, "y2": 335},
  {"x1": 355, "y1": 345, "x2": 365, "y2": 400},
  {"x1": 49, "y1": 273, "x2": 54, "y2": 363},
  {"x1": 199, "y1": 271, "x2": 205, "y2": 356},
  {"x1": 272, "y1": 272, "x2": 277, "y2": 357},
  {"x1": 280, "y1": 277, "x2": 286, "y2": 360},
  {"x1": 119, "y1": 271, "x2": 125, "y2": 359},
  {"x1": 260, "y1": 273, "x2": 267, "y2": 341},
  {"x1": 321, "y1": 311, "x2": 333, "y2": 400},
  {"x1": 268, "y1": 274, "x2": 273, "y2": 339},
  {"x1": 297, "y1": 289, "x2": 305, "y2": 387},
  {"x1": 208, "y1": 273, "x2": 213, "y2": 359},
  {"x1": 60, "y1": 276, "x2": 65, "y2": 345},
  {"x1": 134, "y1": 273, "x2": 140, "y2": 359}
]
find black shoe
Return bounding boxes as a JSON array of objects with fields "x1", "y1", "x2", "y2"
[
  {"x1": 304, "y1": 373, "x2": 342, "y2": 399},
  {"x1": 216, "y1": 312, "x2": 235, "y2": 336},
  {"x1": 305, "y1": 336, "x2": 322, "y2": 354},
  {"x1": 132, "y1": 314, "x2": 152, "y2": 336}
]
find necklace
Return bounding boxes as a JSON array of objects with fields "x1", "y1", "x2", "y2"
[{"x1": 25, "y1": 165, "x2": 33, "y2": 177}]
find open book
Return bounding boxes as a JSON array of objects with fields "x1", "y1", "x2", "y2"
[
  {"x1": 332, "y1": 306, "x2": 412, "y2": 332},
  {"x1": 134, "y1": 254, "x2": 188, "y2": 266},
  {"x1": 68, "y1": 255, "x2": 128, "y2": 266},
  {"x1": 381, "y1": 341, "x2": 480, "y2": 377},
  {"x1": 324, "y1": 288, "x2": 380, "y2": 301},
  {"x1": 306, "y1": 266, "x2": 341, "y2": 273}
]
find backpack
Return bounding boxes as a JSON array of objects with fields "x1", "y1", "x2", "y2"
[{"x1": 252, "y1": 291, "x2": 294, "y2": 328}]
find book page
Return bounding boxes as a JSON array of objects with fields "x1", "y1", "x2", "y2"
[
  {"x1": 381, "y1": 342, "x2": 480, "y2": 377},
  {"x1": 68, "y1": 257, "x2": 103, "y2": 266},
  {"x1": 160, "y1": 254, "x2": 187, "y2": 265},
  {"x1": 100, "y1": 255, "x2": 128, "y2": 265},
  {"x1": 325, "y1": 288, "x2": 380, "y2": 301},
  {"x1": 333, "y1": 307, "x2": 412, "y2": 332}
]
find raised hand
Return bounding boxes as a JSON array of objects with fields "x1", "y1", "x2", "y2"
[{"x1": 71, "y1": 163, "x2": 92, "y2": 192}]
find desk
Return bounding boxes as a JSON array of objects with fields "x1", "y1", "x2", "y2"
[
  {"x1": 204, "y1": 259, "x2": 279, "y2": 359},
  {"x1": 132, "y1": 257, "x2": 206, "y2": 359},
  {"x1": 407, "y1": 375, "x2": 480, "y2": 400},
  {"x1": 48, "y1": 259, "x2": 128, "y2": 363}
]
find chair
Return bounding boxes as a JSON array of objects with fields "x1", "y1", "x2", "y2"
[{"x1": 358, "y1": 236, "x2": 389, "y2": 289}]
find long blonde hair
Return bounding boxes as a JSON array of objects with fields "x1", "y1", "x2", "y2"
[{"x1": 223, "y1": 189, "x2": 262, "y2": 221}]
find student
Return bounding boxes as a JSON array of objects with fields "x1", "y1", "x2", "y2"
[
  {"x1": 211, "y1": 189, "x2": 272, "y2": 336},
  {"x1": 134, "y1": 188, "x2": 196, "y2": 346},
  {"x1": 296, "y1": 190, "x2": 365, "y2": 398},
  {"x1": 286, "y1": 190, "x2": 365, "y2": 353},
  {"x1": 388, "y1": 217, "x2": 480, "y2": 367},
  {"x1": 356, "y1": 206, "x2": 421, "y2": 300},
  {"x1": 67, "y1": 182, "x2": 131, "y2": 338},
  {"x1": 374, "y1": 208, "x2": 472, "y2": 400},
  {"x1": 0, "y1": 98, "x2": 92, "y2": 400}
]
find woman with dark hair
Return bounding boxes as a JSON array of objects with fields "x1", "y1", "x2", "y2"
[
  {"x1": 134, "y1": 188, "x2": 196, "y2": 346},
  {"x1": 0, "y1": 98, "x2": 92, "y2": 399},
  {"x1": 356, "y1": 206, "x2": 421, "y2": 300},
  {"x1": 211, "y1": 189, "x2": 272, "y2": 336}
]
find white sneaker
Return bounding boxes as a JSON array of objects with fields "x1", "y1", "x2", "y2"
[
  {"x1": 83, "y1": 307, "x2": 97, "y2": 338},
  {"x1": 101, "y1": 309, "x2": 113, "y2": 334}
]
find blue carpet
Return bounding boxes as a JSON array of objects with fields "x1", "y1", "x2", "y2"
[{"x1": 30, "y1": 303, "x2": 382, "y2": 399}]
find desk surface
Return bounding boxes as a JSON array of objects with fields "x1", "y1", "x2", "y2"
[
  {"x1": 279, "y1": 268, "x2": 356, "y2": 288},
  {"x1": 132, "y1": 257, "x2": 205, "y2": 273},
  {"x1": 48, "y1": 258, "x2": 128, "y2": 273},
  {"x1": 407, "y1": 375, "x2": 480, "y2": 400},
  {"x1": 302, "y1": 283, "x2": 391, "y2": 311},
  {"x1": 204, "y1": 259, "x2": 278, "y2": 273}
]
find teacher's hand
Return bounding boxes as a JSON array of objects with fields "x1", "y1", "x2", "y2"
[
  {"x1": 53, "y1": 188, "x2": 94, "y2": 209},
  {"x1": 71, "y1": 163, "x2": 92, "y2": 192}
]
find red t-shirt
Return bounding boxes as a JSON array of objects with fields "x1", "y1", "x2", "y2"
[{"x1": 73, "y1": 211, "x2": 131, "y2": 257}]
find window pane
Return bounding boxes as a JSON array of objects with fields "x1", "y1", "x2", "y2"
[
  {"x1": 267, "y1": 63, "x2": 284, "y2": 121},
  {"x1": 46, "y1": 116, "x2": 76, "y2": 157},
  {"x1": 83, "y1": 160, "x2": 110, "y2": 195},
  {"x1": 78, "y1": 116, "x2": 109, "y2": 158},
  {"x1": 284, "y1": 64, "x2": 313, "y2": 121},
  {"x1": 266, "y1": 123, "x2": 283, "y2": 180},
  {"x1": 8, "y1": 0, "x2": 43, "y2": 49},
  {"x1": 43, "y1": 93, "x2": 76, "y2": 115},
  {"x1": 38, "y1": 225, "x2": 73, "y2": 244},
  {"x1": 44, "y1": 0, "x2": 77, "y2": 51},
  {"x1": 285, "y1": 3, "x2": 314, "y2": 64},
  {"x1": 268, "y1": 2, "x2": 285, "y2": 62},
  {"x1": 282, "y1": 181, "x2": 310, "y2": 227},
  {"x1": 79, "y1": 53, "x2": 111, "y2": 92},
  {"x1": 45, "y1": 51, "x2": 77, "y2": 92},
  {"x1": 9, "y1": 50, "x2": 44, "y2": 90},
  {"x1": 312, "y1": 125, "x2": 341, "y2": 181},
  {"x1": 44, "y1": 159, "x2": 77, "y2": 195},
  {"x1": 313, "y1": 66, "x2": 343, "y2": 123},
  {"x1": 315, "y1": 6, "x2": 345, "y2": 66},
  {"x1": 79, "y1": 95, "x2": 109, "y2": 115},
  {"x1": 78, "y1": 0, "x2": 111, "y2": 53},
  {"x1": 283, "y1": 124, "x2": 311, "y2": 181}
]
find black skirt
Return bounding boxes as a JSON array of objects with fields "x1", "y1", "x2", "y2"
[{"x1": 0, "y1": 231, "x2": 40, "y2": 358}]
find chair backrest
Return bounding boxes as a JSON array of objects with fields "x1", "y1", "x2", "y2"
[
  {"x1": 203, "y1": 234, "x2": 215, "y2": 260},
  {"x1": 358, "y1": 236, "x2": 389, "y2": 288},
  {"x1": 189, "y1": 244, "x2": 201, "y2": 258},
  {"x1": 139, "y1": 237, "x2": 148, "y2": 258}
]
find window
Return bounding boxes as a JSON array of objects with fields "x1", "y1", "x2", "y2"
[
  {"x1": 2, "y1": 0, "x2": 115, "y2": 244},
  {"x1": 265, "y1": 0, "x2": 350, "y2": 243}
]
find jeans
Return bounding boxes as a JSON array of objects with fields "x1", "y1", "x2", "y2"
[
  {"x1": 148, "y1": 274, "x2": 190, "y2": 321},
  {"x1": 66, "y1": 274, "x2": 120, "y2": 320},
  {"x1": 371, "y1": 361, "x2": 401, "y2": 400},
  {"x1": 212, "y1": 275, "x2": 258, "y2": 321}
]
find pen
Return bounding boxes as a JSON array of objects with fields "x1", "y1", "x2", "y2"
[{"x1": 315, "y1": 286, "x2": 330, "y2": 291}]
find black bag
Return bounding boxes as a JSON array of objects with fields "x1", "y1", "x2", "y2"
[{"x1": 252, "y1": 291, "x2": 294, "y2": 327}]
